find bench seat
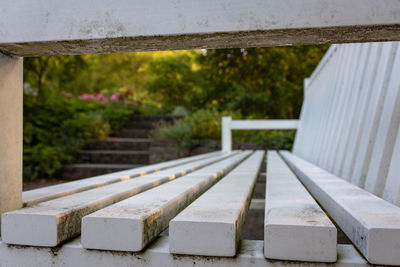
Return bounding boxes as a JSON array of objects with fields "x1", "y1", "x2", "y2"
[
  {"x1": 0, "y1": 149, "x2": 383, "y2": 266},
  {"x1": 0, "y1": 236, "x2": 370, "y2": 267}
]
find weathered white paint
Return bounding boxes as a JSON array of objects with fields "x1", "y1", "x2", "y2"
[
  {"x1": 351, "y1": 43, "x2": 397, "y2": 187},
  {"x1": 281, "y1": 151, "x2": 400, "y2": 266},
  {"x1": 364, "y1": 43, "x2": 400, "y2": 196},
  {"x1": 0, "y1": 0, "x2": 400, "y2": 56},
  {"x1": 0, "y1": 237, "x2": 371, "y2": 267},
  {"x1": 383, "y1": 124, "x2": 400, "y2": 205},
  {"x1": 81, "y1": 152, "x2": 251, "y2": 252},
  {"x1": 230, "y1": 120, "x2": 298, "y2": 130},
  {"x1": 0, "y1": 53, "x2": 22, "y2": 231},
  {"x1": 264, "y1": 151, "x2": 336, "y2": 262},
  {"x1": 332, "y1": 44, "x2": 369, "y2": 175},
  {"x1": 169, "y1": 151, "x2": 264, "y2": 257},
  {"x1": 23, "y1": 151, "x2": 222, "y2": 206},
  {"x1": 222, "y1": 117, "x2": 232, "y2": 152},
  {"x1": 222, "y1": 116, "x2": 298, "y2": 152},
  {"x1": 314, "y1": 46, "x2": 347, "y2": 166},
  {"x1": 340, "y1": 43, "x2": 381, "y2": 181},
  {"x1": 322, "y1": 44, "x2": 356, "y2": 171},
  {"x1": 1, "y1": 152, "x2": 238, "y2": 247}
]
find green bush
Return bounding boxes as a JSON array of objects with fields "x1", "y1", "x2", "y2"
[
  {"x1": 154, "y1": 109, "x2": 228, "y2": 150},
  {"x1": 154, "y1": 109, "x2": 295, "y2": 151},
  {"x1": 23, "y1": 92, "x2": 139, "y2": 181}
]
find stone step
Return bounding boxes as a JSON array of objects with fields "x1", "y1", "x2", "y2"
[
  {"x1": 80, "y1": 150, "x2": 150, "y2": 164},
  {"x1": 60, "y1": 163, "x2": 143, "y2": 180},
  {"x1": 128, "y1": 114, "x2": 182, "y2": 122},
  {"x1": 112, "y1": 129, "x2": 151, "y2": 138},
  {"x1": 123, "y1": 121, "x2": 160, "y2": 130},
  {"x1": 85, "y1": 138, "x2": 151, "y2": 150}
]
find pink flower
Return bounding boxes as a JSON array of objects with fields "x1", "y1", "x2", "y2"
[
  {"x1": 102, "y1": 98, "x2": 109, "y2": 103},
  {"x1": 110, "y1": 93, "x2": 121, "y2": 102},
  {"x1": 65, "y1": 93, "x2": 72, "y2": 98},
  {"x1": 80, "y1": 93, "x2": 94, "y2": 101},
  {"x1": 95, "y1": 93, "x2": 106, "y2": 101}
]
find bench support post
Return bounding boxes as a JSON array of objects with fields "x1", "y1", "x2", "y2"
[
  {"x1": 0, "y1": 52, "x2": 23, "y2": 230},
  {"x1": 221, "y1": 116, "x2": 232, "y2": 152}
]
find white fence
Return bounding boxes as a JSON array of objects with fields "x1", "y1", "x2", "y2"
[{"x1": 221, "y1": 116, "x2": 299, "y2": 152}]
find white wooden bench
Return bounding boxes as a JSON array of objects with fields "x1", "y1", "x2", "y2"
[
  {"x1": 2, "y1": 42, "x2": 400, "y2": 266},
  {"x1": 1, "y1": 2, "x2": 400, "y2": 266}
]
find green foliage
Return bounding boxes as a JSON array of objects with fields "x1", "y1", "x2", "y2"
[
  {"x1": 143, "y1": 52, "x2": 203, "y2": 110},
  {"x1": 23, "y1": 45, "x2": 328, "y2": 179},
  {"x1": 23, "y1": 93, "x2": 137, "y2": 180},
  {"x1": 155, "y1": 110, "x2": 295, "y2": 151},
  {"x1": 154, "y1": 109, "x2": 229, "y2": 150}
]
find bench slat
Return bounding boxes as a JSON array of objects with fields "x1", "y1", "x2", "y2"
[
  {"x1": 351, "y1": 43, "x2": 397, "y2": 187},
  {"x1": 332, "y1": 44, "x2": 369, "y2": 175},
  {"x1": 383, "y1": 124, "x2": 400, "y2": 205},
  {"x1": 281, "y1": 151, "x2": 400, "y2": 265},
  {"x1": 310, "y1": 47, "x2": 342, "y2": 165},
  {"x1": 23, "y1": 151, "x2": 223, "y2": 206},
  {"x1": 1, "y1": 151, "x2": 237, "y2": 247},
  {"x1": 169, "y1": 151, "x2": 264, "y2": 256},
  {"x1": 340, "y1": 43, "x2": 381, "y2": 181},
  {"x1": 364, "y1": 43, "x2": 400, "y2": 196},
  {"x1": 81, "y1": 151, "x2": 252, "y2": 252},
  {"x1": 0, "y1": 237, "x2": 370, "y2": 267},
  {"x1": 264, "y1": 151, "x2": 336, "y2": 262},
  {"x1": 313, "y1": 45, "x2": 350, "y2": 169}
]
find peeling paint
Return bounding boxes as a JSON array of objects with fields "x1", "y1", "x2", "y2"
[{"x1": 0, "y1": 24, "x2": 399, "y2": 57}]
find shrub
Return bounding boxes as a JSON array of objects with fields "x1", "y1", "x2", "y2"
[
  {"x1": 154, "y1": 109, "x2": 295, "y2": 151},
  {"x1": 23, "y1": 91, "x2": 139, "y2": 180}
]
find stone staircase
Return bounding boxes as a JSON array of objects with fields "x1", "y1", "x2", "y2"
[{"x1": 61, "y1": 115, "x2": 179, "y2": 180}]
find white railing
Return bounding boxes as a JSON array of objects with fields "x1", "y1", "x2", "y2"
[{"x1": 221, "y1": 116, "x2": 299, "y2": 152}]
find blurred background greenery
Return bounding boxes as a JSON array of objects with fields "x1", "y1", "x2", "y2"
[{"x1": 23, "y1": 46, "x2": 328, "y2": 180}]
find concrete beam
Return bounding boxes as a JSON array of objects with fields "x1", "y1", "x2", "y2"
[
  {"x1": 0, "y1": 0, "x2": 400, "y2": 56},
  {"x1": 1, "y1": 152, "x2": 237, "y2": 246},
  {"x1": 0, "y1": 53, "x2": 22, "y2": 232}
]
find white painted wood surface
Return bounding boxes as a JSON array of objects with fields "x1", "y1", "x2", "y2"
[
  {"x1": 169, "y1": 151, "x2": 264, "y2": 257},
  {"x1": 350, "y1": 43, "x2": 397, "y2": 187},
  {"x1": 281, "y1": 151, "x2": 400, "y2": 266},
  {"x1": 222, "y1": 117, "x2": 232, "y2": 152},
  {"x1": 293, "y1": 41, "x2": 400, "y2": 207},
  {"x1": 331, "y1": 44, "x2": 368, "y2": 175},
  {"x1": 264, "y1": 151, "x2": 336, "y2": 262},
  {"x1": 383, "y1": 124, "x2": 400, "y2": 205},
  {"x1": 230, "y1": 120, "x2": 299, "y2": 130},
  {"x1": 364, "y1": 43, "x2": 400, "y2": 196},
  {"x1": 221, "y1": 117, "x2": 298, "y2": 152},
  {"x1": 23, "y1": 151, "x2": 222, "y2": 206},
  {"x1": 0, "y1": 0, "x2": 399, "y2": 56},
  {"x1": 0, "y1": 237, "x2": 371, "y2": 267},
  {"x1": 81, "y1": 152, "x2": 251, "y2": 252},
  {"x1": 0, "y1": 53, "x2": 22, "y2": 231},
  {"x1": 1, "y1": 152, "x2": 238, "y2": 247},
  {"x1": 340, "y1": 43, "x2": 381, "y2": 181}
]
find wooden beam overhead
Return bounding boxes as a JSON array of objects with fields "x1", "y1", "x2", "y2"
[{"x1": 1, "y1": 0, "x2": 400, "y2": 56}]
